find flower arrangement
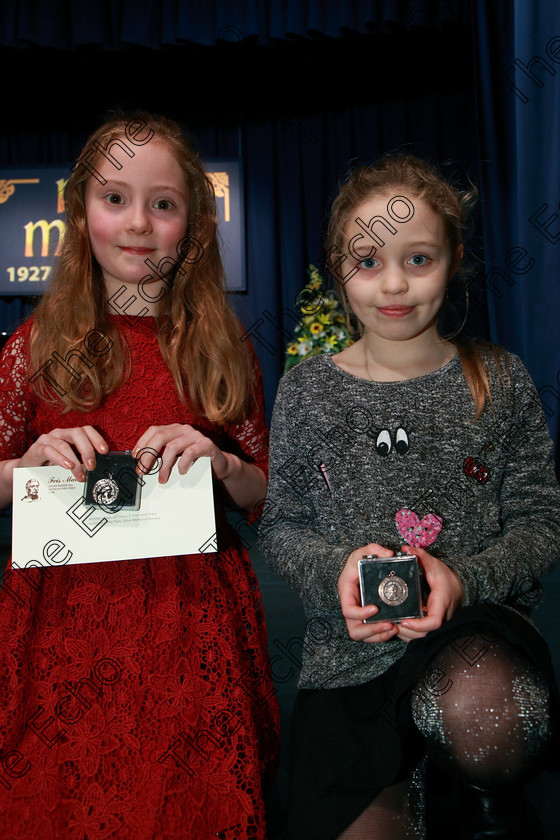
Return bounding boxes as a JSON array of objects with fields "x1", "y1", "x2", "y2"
[{"x1": 284, "y1": 264, "x2": 354, "y2": 373}]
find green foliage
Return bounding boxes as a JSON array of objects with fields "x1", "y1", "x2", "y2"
[{"x1": 284, "y1": 265, "x2": 354, "y2": 374}]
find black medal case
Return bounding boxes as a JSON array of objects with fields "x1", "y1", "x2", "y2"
[{"x1": 83, "y1": 451, "x2": 142, "y2": 512}]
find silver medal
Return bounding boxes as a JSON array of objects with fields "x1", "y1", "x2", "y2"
[
  {"x1": 378, "y1": 572, "x2": 408, "y2": 606},
  {"x1": 92, "y1": 477, "x2": 119, "y2": 505}
]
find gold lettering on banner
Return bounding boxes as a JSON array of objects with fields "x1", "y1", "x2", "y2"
[
  {"x1": 209, "y1": 172, "x2": 230, "y2": 222},
  {"x1": 56, "y1": 178, "x2": 69, "y2": 214},
  {"x1": 0, "y1": 179, "x2": 40, "y2": 204},
  {"x1": 24, "y1": 219, "x2": 66, "y2": 257}
]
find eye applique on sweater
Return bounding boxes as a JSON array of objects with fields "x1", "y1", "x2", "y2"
[{"x1": 373, "y1": 426, "x2": 410, "y2": 457}]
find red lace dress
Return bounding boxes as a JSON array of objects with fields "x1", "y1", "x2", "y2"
[{"x1": 0, "y1": 315, "x2": 280, "y2": 839}]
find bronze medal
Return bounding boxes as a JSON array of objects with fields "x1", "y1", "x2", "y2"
[{"x1": 378, "y1": 572, "x2": 408, "y2": 606}]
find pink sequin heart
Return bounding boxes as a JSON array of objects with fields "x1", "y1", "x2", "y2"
[{"x1": 395, "y1": 508, "x2": 443, "y2": 548}]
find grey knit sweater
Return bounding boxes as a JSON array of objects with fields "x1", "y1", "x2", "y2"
[{"x1": 259, "y1": 349, "x2": 560, "y2": 689}]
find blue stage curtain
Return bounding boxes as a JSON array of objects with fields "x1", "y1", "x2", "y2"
[
  {"x1": 472, "y1": 0, "x2": 560, "y2": 448},
  {"x1": 0, "y1": 22, "x2": 478, "y2": 420},
  {"x1": 0, "y1": 0, "x2": 469, "y2": 49}
]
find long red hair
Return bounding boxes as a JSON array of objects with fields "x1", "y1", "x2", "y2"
[{"x1": 29, "y1": 113, "x2": 253, "y2": 424}]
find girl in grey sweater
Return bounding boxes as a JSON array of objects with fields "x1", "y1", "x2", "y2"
[{"x1": 260, "y1": 156, "x2": 560, "y2": 840}]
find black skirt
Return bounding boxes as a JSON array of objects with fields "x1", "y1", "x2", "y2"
[{"x1": 285, "y1": 605, "x2": 560, "y2": 840}]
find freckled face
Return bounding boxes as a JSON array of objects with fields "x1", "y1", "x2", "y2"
[
  {"x1": 84, "y1": 139, "x2": 189, "y2": 299},
  {"x1": 343, "y1": 193, "x2": 460, "y2": 343}
]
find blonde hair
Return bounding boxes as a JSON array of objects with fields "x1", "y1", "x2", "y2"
[
  {"x1": 29, "y1": 113, "x2": 253, "y2": 424},
  {"x1": 326, "y1": 154, "x2": 508, "y2": 418}
]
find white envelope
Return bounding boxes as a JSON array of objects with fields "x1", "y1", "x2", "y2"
[{"x1": 12, "y1": 458, "x2": 216, "y2": 567}]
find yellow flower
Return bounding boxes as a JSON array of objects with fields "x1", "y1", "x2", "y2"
[{"x1": 286, "y1": 265, "x2": 355, "y2": 369}]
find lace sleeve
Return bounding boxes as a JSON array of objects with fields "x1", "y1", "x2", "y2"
[
  {"x1": 217, "y1": 344, "x2": 270, "y2": 525},
  {"x1": 0, "y1": 321, "x2": 34, "y2": 460},
  {"x1": 223, "y1": 343, "x2": 269, "y2": 480}
]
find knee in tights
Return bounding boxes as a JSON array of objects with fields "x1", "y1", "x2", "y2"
[{"x1": 410, "y1": 635, "x2": 551, "y2": 787}]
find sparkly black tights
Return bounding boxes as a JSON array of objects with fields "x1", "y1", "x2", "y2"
[
  {"x1": 411, "y1": 634, "x2": 551, "y2": 789},
  {"x1": 338, "y1": 633, "x2": 552, "y2": 839}
]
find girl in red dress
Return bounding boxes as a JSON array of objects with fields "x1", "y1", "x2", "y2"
[{"x1": 0, "y1": 113, "x2": 279, "y2": 839}]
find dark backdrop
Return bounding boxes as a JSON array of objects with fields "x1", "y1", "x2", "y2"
[
  {"x1": 1, "y1": 1, "x2": 481, "y2": 423},
  {"x1": 2, "y1": 1, "x2": 558, "y2": 453}
]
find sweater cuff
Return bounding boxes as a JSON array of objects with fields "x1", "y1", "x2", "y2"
[
  {"x1": 332, "y1": 547, "x2": 353, "y2": 601},
  {"x1": 441, "y1": 556, "x2": 479, "y2": 607}
]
